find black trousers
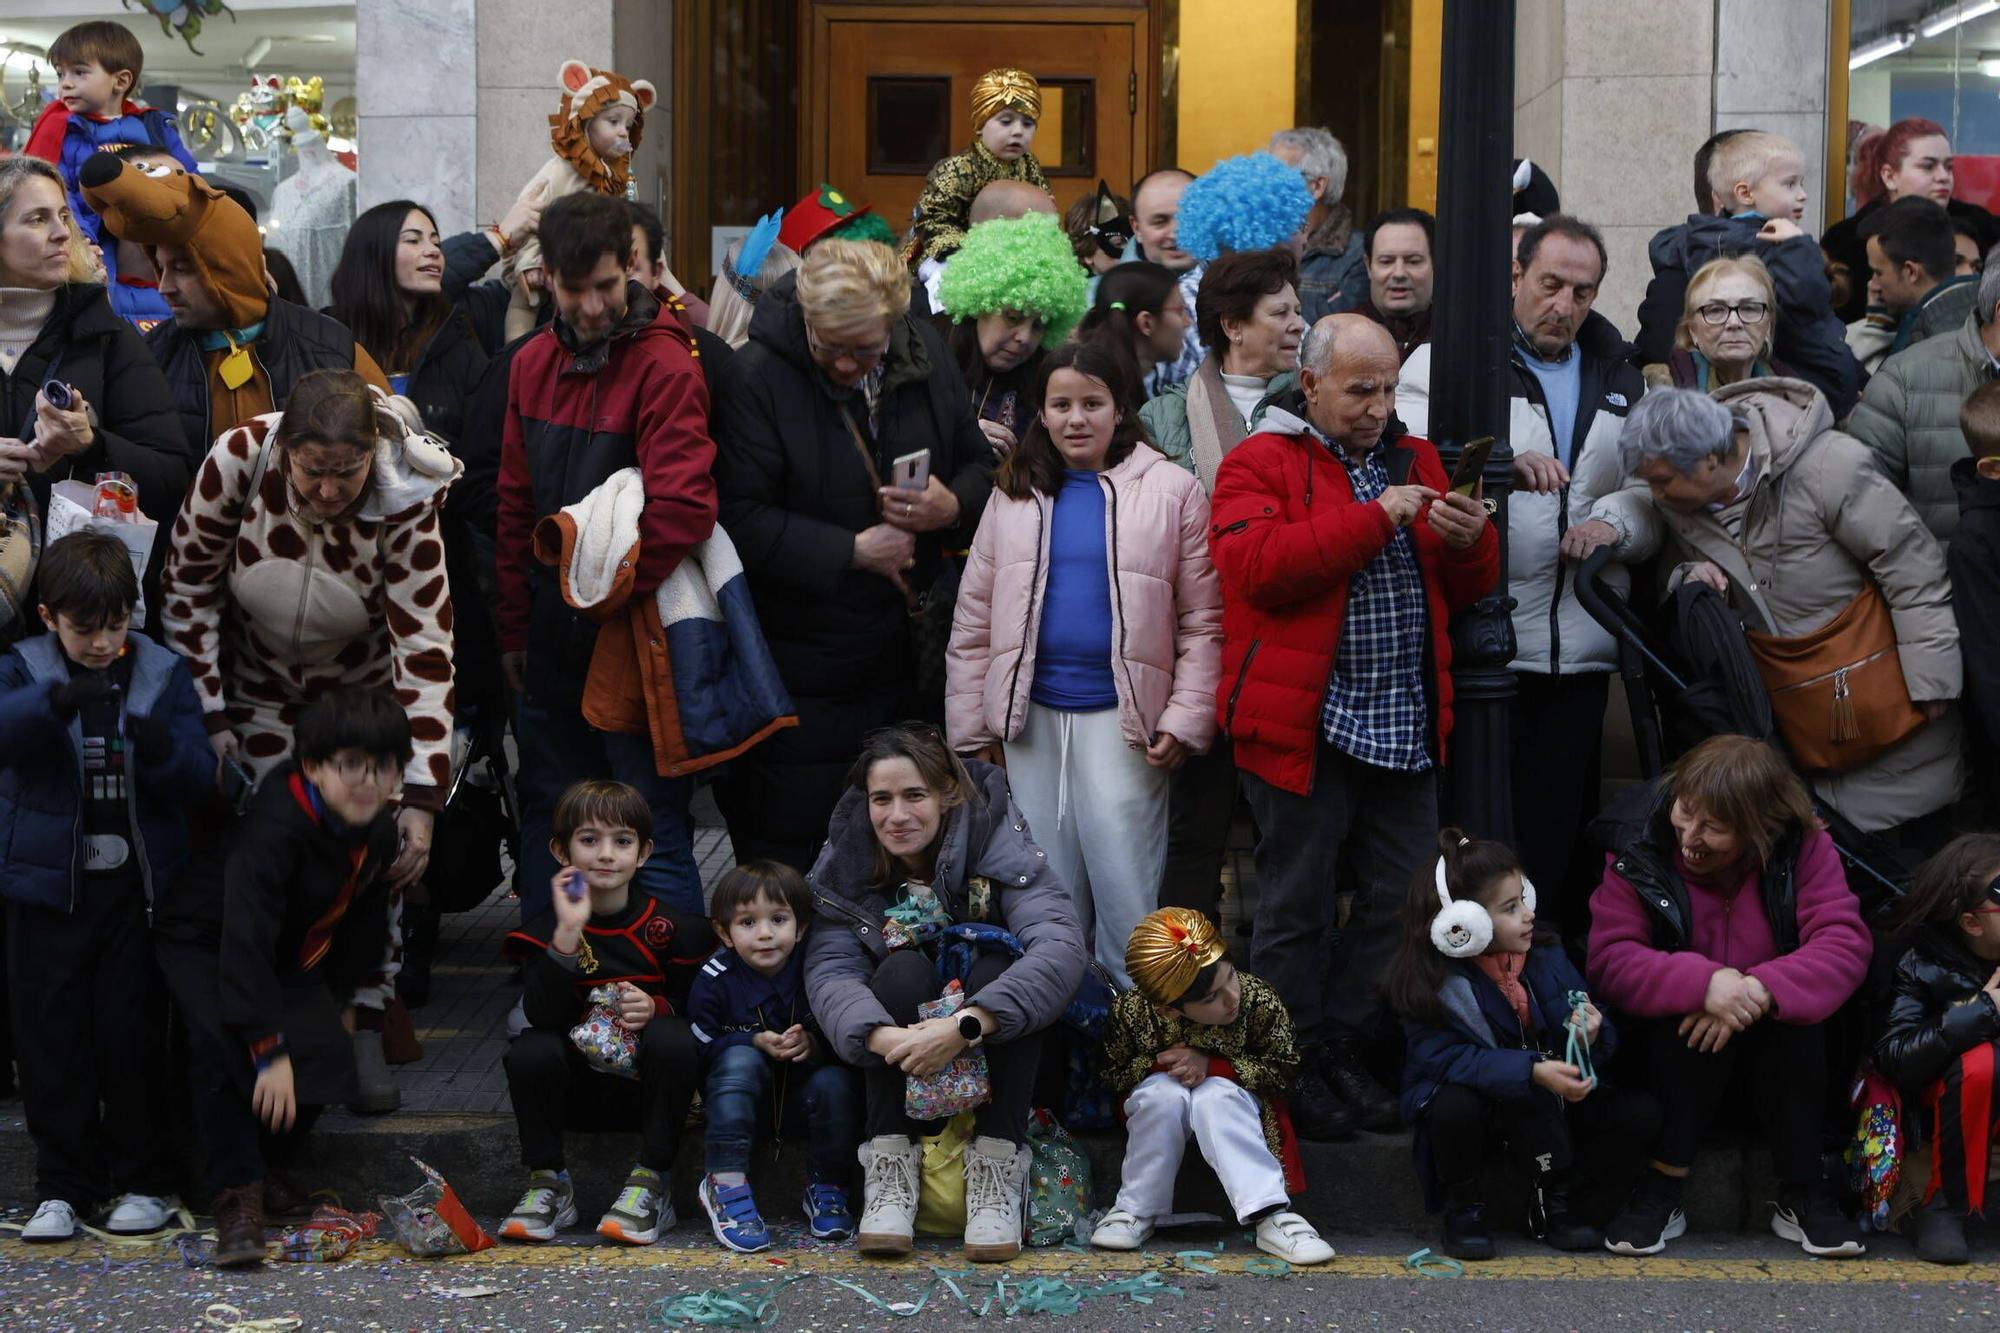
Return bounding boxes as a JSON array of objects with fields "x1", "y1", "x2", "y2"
[
  {"x1": 1426, "y1": 1081, "x2": 1661, "y2": 1202},
  {"x1": 1509, "y1": 671, "x2": 1611, "y2": 935},
  {"x1": 503, "y1": 1016, "x2": 699, "y2": 1174},
  {"x1": 1158, "y1": 736, "x2": 1239, "y2": 921},
  {"x1": 1650, "y1": 1017, "x2": 1824, "y2": 1185},
  {"x1": 863, "y1": 949, "x2": 1042, "y2": 1147},
  {"x1": 6, "y1": 881, "x2": 170, "y2": 1207}
]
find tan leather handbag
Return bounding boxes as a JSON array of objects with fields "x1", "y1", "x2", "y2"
[{"x1": 1745, "y1": 582, "x2": 1924, "y2": 773}]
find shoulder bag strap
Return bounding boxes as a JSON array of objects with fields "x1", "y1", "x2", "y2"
[{"x1": 836, "y1": 401, "x2": 921, "y2": 615}]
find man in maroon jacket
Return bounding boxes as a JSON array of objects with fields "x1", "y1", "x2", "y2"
[
  {"x1": 496, "y1": 191, "x2": 719, "y2": 922},
  {"x1": 1209, "y1": 314, "x2": 1498, "y2": 1141}
]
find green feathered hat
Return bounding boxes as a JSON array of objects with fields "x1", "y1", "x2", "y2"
[{"x1": 936, "y1": 212, "x2": 1087, "y2": 347}]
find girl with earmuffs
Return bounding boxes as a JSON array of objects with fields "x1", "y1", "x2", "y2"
[{"x1": 1389, "y1": 829, "x2": 1661, "y2": 1263}]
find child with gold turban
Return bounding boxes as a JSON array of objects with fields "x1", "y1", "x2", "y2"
[
  {"x1": 1092, "y1": 908, "x2": 1335, "y2": 1264},
  {"x1": 900, "y1": 68, "x2": 1053, "y2": 269}
]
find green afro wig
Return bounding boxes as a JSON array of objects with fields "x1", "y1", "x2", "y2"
[
  {"x1": 831, "y1": 212, "x2": 898, "y2": 247},
  {"x1": 936, "y1": 212, "x2": 1088, "y2": 346}
]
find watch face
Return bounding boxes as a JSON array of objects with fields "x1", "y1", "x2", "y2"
[{"x1": 958, "y1": 1014, "x2": 981, "y2": 1039}]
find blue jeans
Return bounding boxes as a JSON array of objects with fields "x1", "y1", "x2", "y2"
[
  {"x1": 514, "y1": 701, "x2": 703, "y2": 920},
  {"x1": 702, "y1": 1043, "x2": 862, "y2": 1184}
]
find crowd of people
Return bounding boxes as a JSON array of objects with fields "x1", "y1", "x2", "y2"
[{"x1": 10, "y1": 18, "x2": 2000, "y2": 1275}]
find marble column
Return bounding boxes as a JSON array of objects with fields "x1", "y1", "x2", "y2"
[{"x1": 355, "y1": 0, "x2": 479, "y2": 234}]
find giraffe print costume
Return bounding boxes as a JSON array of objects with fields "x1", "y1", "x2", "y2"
[{"x1": 161, "y1": 390, "x2": 461, "y2": 1010}]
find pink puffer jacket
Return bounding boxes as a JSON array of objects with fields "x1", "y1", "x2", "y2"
[{"x1": 946, "y1": 443, "x2": 1223, "y2": 752}]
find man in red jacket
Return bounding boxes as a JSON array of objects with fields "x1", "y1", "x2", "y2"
[
  {"x1": 496, "y1": 191, "x2": 719, "y2": 923},
  {"x1": 1210, "y1": 314, "x2": 1498, "y2": 1141}
]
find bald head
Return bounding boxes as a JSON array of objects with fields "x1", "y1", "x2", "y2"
[
  {"x1": 970, "y1": 179, "x2": 1057, "y2": 226},
  {"x1": 1300, "y1": 315, "x2": 1400, "y2": 451}
]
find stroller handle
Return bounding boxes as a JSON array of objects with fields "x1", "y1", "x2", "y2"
[{"x1": 1574, "y1": 545, "x2": 1690, "y2": 693}]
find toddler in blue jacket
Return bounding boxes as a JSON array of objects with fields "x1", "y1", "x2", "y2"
[
  {"x1": 25, "y1": 20, "x2": 200, "y2": 329},
  {"x1": 1390, "y1": 828, "x2": 1659, "y2": 1262},
  {"x1": 688, "y1": 861, "x2": 861, "y2": 1253},
  {"x1": 0, "y1": 532, "x2": 214, "y2": 1241}
]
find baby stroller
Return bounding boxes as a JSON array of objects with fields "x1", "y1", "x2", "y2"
[{"x1": 1573, "y1": 546, "x2": 1914, "y2": 915}]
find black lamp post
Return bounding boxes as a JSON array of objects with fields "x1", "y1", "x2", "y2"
[{"x1": 1427, "y1": 0, "x2": 1518, "y2": 841}]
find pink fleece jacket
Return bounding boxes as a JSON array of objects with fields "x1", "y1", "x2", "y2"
[{"x1": 1585, "y1": 826, "x2": 1871, "y2": 1026}]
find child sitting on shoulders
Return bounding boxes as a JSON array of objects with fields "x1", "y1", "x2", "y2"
[
  {"x1": 500, "y1": 780, "x2": 709, "y2": 1247},
  {"x1": 1391, "y1": 830, "x2": 1659, "y2": 1262},
  {"x1": 1875, "y1": 834, "x2": 2000, "y2": 1265},
  {"x1": 688, "y1": 861, "x2": 861, "y2": 1253},
  {"x1": 901, "y1": 68, "x2": 1052, "y2": 273},
  {"x1": 0, "y1": 532, "x2": 212, "y2": 1244},
  {"x1": 1091, "y1": 908, "x2": 1334, "y2": 1264}
]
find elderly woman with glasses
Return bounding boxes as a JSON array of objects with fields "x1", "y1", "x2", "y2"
[
  {"x1": 711, "y1": 239, "x2": 995, "y2": 870},
  {"x1": 1643, "y1": 256, "x2": 1797, "y2": 394}
]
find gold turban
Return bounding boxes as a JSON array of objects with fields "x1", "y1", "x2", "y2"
[
  {"x1": 1126, "y1": 908, "x2": 1226, "y2": 1006},
  {"x1": 970, "y1": 68, "x2": 1042, "y2": 130}
]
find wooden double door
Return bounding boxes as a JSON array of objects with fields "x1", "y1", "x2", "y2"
[{"x1": 804, "y1": 4, "x2": 1156, "y2": 231}]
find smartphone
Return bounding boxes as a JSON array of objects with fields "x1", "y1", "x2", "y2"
[
  {"x1": 891, "y1": 448, "x2": 931, "y2": 491},
  {"x1": 1449, "y1": 436, "x2": 1495, "y2": 497},
  {"x1": 219, "y1": 755, "x2": 254, "y2": 816}
]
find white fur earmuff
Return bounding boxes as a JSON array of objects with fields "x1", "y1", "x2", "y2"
[{"x1": 1429, "y1": 854, "x2": 1492, "y2": 958}]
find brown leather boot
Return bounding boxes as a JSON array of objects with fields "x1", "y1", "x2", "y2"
[{"x1": 214, "y1": 1183, "x2": 268, "y2": 1267}]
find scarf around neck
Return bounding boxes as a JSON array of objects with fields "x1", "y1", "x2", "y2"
[{"x1": 1473, "y1": 951, "x2": 1531, "y2": 1029}]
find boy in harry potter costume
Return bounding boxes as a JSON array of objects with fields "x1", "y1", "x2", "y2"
[{"x1": 901, "y1": 68, "x2": 1054, "y2": 270}]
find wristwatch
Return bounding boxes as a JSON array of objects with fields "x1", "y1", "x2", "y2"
[{"x1": 957, "y1": 1013, "x2": 984, "y2": 1048}]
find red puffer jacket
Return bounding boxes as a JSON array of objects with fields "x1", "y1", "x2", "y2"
[{"x1": 1208, "y1": 406, "x2": 1499, "y2": 796}]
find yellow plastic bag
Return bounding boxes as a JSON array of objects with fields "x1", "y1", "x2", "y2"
[{"x1": 914, "y1": 1111, "x2": 976, "y2": 1236}]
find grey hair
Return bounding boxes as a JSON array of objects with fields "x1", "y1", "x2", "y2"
[
  {"x1": 1269, "y1": 127, "x2": 1347, "y2": 202},
  {"x1": 1617, "y1": 387, "x2": 1737, "y2": 478},
  {"x1": 1300, "y1": 320, "x2": 1339, "y2": 376},
  {"x1": 1979, "y1": 249, "x2": 2000, "y2": 326}
]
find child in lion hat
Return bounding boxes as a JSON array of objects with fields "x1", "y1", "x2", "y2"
[
  {"x1": 1092, "y1": 908, "x2": 1334, "y2": 1265},
  {"x1": 901, "y1": 68, "x2": 1052, "y2": 270},
  {"x1": 503, "y1": 60, "x2": 658, "y2": 339}
]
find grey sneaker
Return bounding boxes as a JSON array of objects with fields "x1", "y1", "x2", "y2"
[
  {"x1": 348, "y1": 1030, "x2": 400, "y2": 1115},
  {"x1": 499, "y1": 1169, "x2": 575, "y2": 1242},
  {"x1": 856, "y1": 1135, "x2": 920, "y2": 1256},
  {"x1": 598, "y1": 1166, "x2": 673, "y2": 1245},
  {"x1": 962, "y1": 1135, "x2": 1029, "y2": 1262}
]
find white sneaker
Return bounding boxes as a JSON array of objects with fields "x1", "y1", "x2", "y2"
[
  {"x1": 105, "y1": 1194, "x2": 173, "y2": 1235},
  {"x1": 963, "y1": 1135, "x2": 1029, "y2": 1263},
  {"x1": 856, "y1": 1136, "x2": 920, "y2": 1256},
  {"x1": 21, "y1": 1199, "x2": 77, "y2": 1241},
  {"x1": 1090, "y1": 1207, "x2": 1155, "y2": 1250},
  {"x1": 1255, "y1": 1210, "x2": 1335, "y2": 1265}
]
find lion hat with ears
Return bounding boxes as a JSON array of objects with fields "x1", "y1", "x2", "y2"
[{"x1": 549, "y1": 60, "x2": 657, "y2": 195}]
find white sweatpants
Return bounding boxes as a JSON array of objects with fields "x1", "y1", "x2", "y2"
[
  {"x1": 1113, "y1": 1072, "x2": 1289, "y2": 1223},
  {"x1": 1004, "y1": 702, "x2": 1168, "y2": 988}
]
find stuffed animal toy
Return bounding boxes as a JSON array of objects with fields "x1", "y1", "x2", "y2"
[{"x1": 503, "y1": 59, "x2": 658, "y2": 339}]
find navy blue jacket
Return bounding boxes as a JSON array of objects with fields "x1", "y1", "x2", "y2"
[
  {"x1": 0, "y1": 631, "x2": 213, "y2": 911},
  {"x1": 686, "y1": 944, "x2": 828, "y2": 1071},
  {"x1": 1399, "y1": 944, "x2": 1618, "y2": 1125},
  {"x1": 1636, "y1": 211, "x2": 1859, "y2": 418}
]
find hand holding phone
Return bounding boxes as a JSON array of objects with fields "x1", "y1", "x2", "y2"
[
  {"x1": 890, "y1": 448, "x2": 931, "y2": 492},
  {"x1": 1449, "y1": 436, "x2": 1494, "y2": 497}
]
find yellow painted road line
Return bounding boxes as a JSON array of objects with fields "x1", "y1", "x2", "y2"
[{"x1": 12, "y1": 1236, "x2": 2000, "y2": 1284}]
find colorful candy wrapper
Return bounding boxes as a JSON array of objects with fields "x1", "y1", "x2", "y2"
[
  {"x1": 276, "y1": 1203, "x2": 380, "y2": 1262},
  {"x1": 904, "y1": 979, "x2": 990, "y2": 1121},
  {"x1": 379, "y1": 1157, "x2": 496, "y2": 1257},
  {"x1": 570, "y1": 983, "x2": 640, "y2": 1079}
]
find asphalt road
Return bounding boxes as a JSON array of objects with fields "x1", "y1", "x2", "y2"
[{"x1": 6, "y1": 1229, "x2": 2000, "y2": 1333}]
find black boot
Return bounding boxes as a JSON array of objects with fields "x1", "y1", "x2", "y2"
[
  {"x1": 1530, "y1": 1172, "x2": 1603, "y2": 1251},
  {"x1": 1916, "y1": 1197, "x2": 1970, "y2": 1266},
  {"x1": 1287, "y1": 1067, "x2": 1357, "y2": 1141},
  {"x1": 1318, "y1": 1031, "x2": 1400, "y2": 1132},
  {"x1": 1441, "y1": 1195, "x2": 1496, "y2": 1262}
]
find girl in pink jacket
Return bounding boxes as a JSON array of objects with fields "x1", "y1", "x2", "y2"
[
  {"x1": 945, "y1": 340, "x2": 1222, "y2": 986},
  {"x1": 1586, "y1": 735, "x2": 1871, "y2": 1260}
]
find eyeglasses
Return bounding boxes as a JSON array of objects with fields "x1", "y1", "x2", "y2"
[
  {"x1": 327, "y1": 755, "x2": 404, "y2": 788},
  {"x1": 1694, "y1": 300, "x2": 1769, "y2": 326},
  {"x1": 805, "y1": 325, "x2": 891, "y2": 365}
]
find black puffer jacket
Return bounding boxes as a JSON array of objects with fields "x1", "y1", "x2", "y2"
[
  {"x1": 1875, "y1": 924, "x2": 2000, "y2": 1089},
  {"x1": 1, "y1": 282, "x2": 190, "y2": 629},
  {"x1": 147, "y1": 295, "x2": 355, "y2": 456},
  {"x1": 712, "y1": 275, "x2": 994, "y2": 696}
]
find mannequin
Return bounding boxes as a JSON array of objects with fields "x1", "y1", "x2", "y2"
[{"x1": 268, "y1": 106, "x2": 357, "y2": 309}]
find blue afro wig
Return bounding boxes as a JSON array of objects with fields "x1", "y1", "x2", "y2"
[{"x1": 1175, "y1": 152, "x2": 1315, "y2": 263}]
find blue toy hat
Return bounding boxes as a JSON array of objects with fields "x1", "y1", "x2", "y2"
[{"x1": 1176, "y1": 152, "x2": 1316, "y2": 263}]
